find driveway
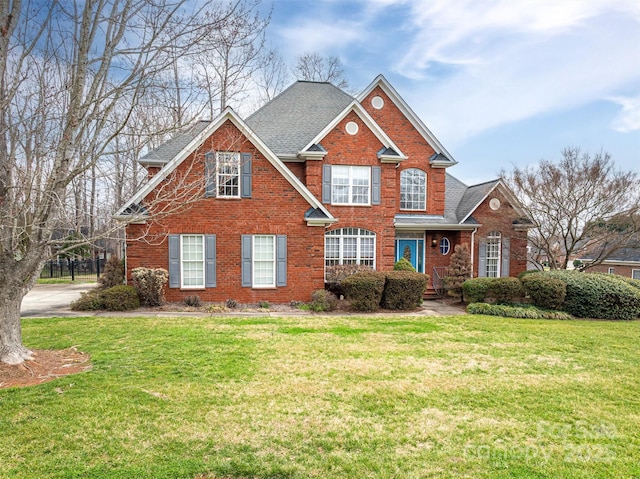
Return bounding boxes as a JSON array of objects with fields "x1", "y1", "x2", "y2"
[{"x1": 21, "y1": 283, "x2": 97, "y2": 318}]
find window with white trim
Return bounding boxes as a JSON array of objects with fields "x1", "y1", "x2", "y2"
[
  {"x1": 253, "y1": 235, "x2": 275, "y2": 287},
  {"x1": 325, "y1": 228, "x2": 375, "y2": 268},
  {"x1": 486, "y1": 231, "x2": 501, "y2": 278},
  {"x1": 439, "y1": 237, "x2": 450, "y2": 255},
  {"x1": 632, "y1": 269, "x2": 640, "y2": 280},
  {"x1": 400, "y1": 168, "x2": 426, "y2": 210},
  {"x1": 608, "y1": 267, "x2": 615, "y2": 274},
  {"x1": 332, "y1": 166, "x2": 370, "y2": 205},
  {"x1": 216, "y1": 151, "x2": 240, "y2": 197},
  {"x1": 181, "y1": 235, "x2": 204, "y2": 288}
]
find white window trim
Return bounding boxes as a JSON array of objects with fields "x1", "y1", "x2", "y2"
[
  {"x1": 608, "y1": 267, "x2": 615, "y2": 274},
  {"x1": 439, "y1": 237, "x2": 450, "y2": 255},
  {"x1": 324, "y1": 228, "x2": 376, "y2": 270},
  {"x1": 180, "y1": 234, "x2": 205, "y2": 289},
  {"x1": 400, "y1": 168, "x2": 427, "y2": 211},
  {"x1": 252, "y1": 235, "x2": 276, "y2": 288},
  {"x1": 331, "y1": 165, "x2": 371, "y2": 206},
  {"x1": 486, "y1": 231, "x2": 501, "y2": 278},
  {"x1": 632, "y1": 269, "x2": 640, "y2": 280},
  {"x1": 216, "y1": 151, "x2": 241, "y2": 198}
]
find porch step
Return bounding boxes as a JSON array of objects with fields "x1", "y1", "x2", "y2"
[{"x1": 424, "y1": 289, "x2": 442, "y2": 300}]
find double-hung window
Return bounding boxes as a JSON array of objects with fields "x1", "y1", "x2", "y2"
[
  {"x1": 253, "y1": 235, "x2": 275, "y2": 288},
  {"x1": 400, "y1": 168, "x2": 426, "y2": 210},
  {"x1": 331, "y1": 166, "x2": 370, "y2": 205},
  {"x1": 216, "y1": 151, "x2": 240, "y2": 197},
  {"x1": 486, "y1": 231, "x2": 501, "y2": 278},
  {"x1": 180, "y1": 235, "x2": 205, "y2": 288}
]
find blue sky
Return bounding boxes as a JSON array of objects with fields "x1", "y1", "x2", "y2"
[{"x1": 263, "y1": 0, "x2": 640, "y2": 184}]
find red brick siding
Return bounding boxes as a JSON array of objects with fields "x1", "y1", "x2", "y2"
[
  {"x1": 125, "y1": 120, "x2": 325, "y2": 303},
  {"x1": 472, "y1": 190, "x2": 528, "y2": 278}
]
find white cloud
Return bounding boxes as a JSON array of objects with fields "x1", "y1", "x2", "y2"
[
  {"x1": 389, "y1": 0, "x2": 640, "y2": 144},
  {"x1": 610, "y1": 95, "x2": 640, "y2": 132}
]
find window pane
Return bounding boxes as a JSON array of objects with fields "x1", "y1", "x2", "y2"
[
  {"x1": 486, "y1": 231, "x2": 501, "y2": 278},
  {"x1": 324, "y1": 228, "x2": 376, "y2": 274},
  {"x1": 216, "y1": 152, "x2": 240, "y2": 197},
  {"x1": 253, "y1": 235, "x2": 275, "y2": 286},
  {"x1": 400, "y1": 168, "x2": 426, "y2": 210},
  {"x1": 181, "y1": 235, "x2": 204, "y2": 287},
  {"x1": 331, "y1": 166, "x2": 370, "y2": 204}
]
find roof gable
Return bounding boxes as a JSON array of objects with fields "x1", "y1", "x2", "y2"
[
  {"x1": 245, "y1": 81, "x2": 353, "y2": 158},
  {"x1": 115, "y1": 108, "x2": 335, "y2": 225},
  {"x1": 358, "y1": 75, "x2": 457, "y2": 167}
]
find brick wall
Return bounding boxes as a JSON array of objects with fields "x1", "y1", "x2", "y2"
[
  {"x1": 584, "y1": 264, "x2": 640, "y2": 278},
  {"x1": 472, "y1": 190, "x2": 529, "y2": 278},
  {"x1": 125, "y1": 120, "x2": 325, "y2": 304}
]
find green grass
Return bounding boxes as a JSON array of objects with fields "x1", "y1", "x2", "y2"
[{"x1": 2, "y1": 314, "x2": 639, "y2": 478}]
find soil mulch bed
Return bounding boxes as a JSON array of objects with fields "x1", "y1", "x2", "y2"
[{"x1": 0, "y1": 347, "x2": 91, "y2": 390}]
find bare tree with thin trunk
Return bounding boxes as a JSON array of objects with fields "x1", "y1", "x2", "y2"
[
  {"x1": 293, "y1": 52, "x2": 350, "y2": 89},
  {"x1": 0, "y1": 0, "x2": 234, "y2": 364},
  {"x1": 501, "y1": 148, "x2": 640, "y2": 271}
]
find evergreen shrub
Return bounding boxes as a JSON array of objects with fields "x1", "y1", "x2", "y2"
[
  {"x1": 462, "y1": 277, "x2": 495, "y2": 303},
  {"x1": 381, "y1": 271, "x2": 428, "y2": 310},
  {"x1": 521, "y1": 274, "x2": 566, "y2": 310},
  {"x1": 486, "y1": 277, "x2": 525, "y2": 303},
  {"x1": 341, "y1": 271, "x2": 386, "y2": 312}
]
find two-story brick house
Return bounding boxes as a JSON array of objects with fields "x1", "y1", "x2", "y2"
[{"x1": 116, "y1": 75, "x2": 531, "y2": 303}]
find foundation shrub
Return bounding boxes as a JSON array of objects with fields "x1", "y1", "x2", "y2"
[
  {"x1": 98, "y1": 256, "x2": 124, "y2": 289},
  {"x1": 100, "y1": 285, "x2": 140, "y2": 311},
  {"x1": 341, "y1": 271, "x2": 386, "y2": 312},
  {"x1": 70, "y1": 289, "x2": 104, "y2": 311},
  {"x1": 183, "y1": 295, "x2": 201, "y2": 307},
  {"x1": 309, "y1": 289, "x2": 338, "y2": 312},
  {"x1": 325, "y1": 264, "x2": 374, "y2": 297},
  {"x1": 381, "y1": 271, "x2": 428, "y2": 310},
  {"x1": 466, "y1": 302, "x2": 573, "y2": 320},
  {"x1": 543, "y1": 270, "x2": 640, "y2": 320},
  {"x1": 486, "y1": 277, "x2": 525, "y2": 304},
  {"x1": 521, "y1": 274, "x2": 566, "y2": 310},
  {"x1": 393, "y1": 257, "x2": 416, "y2": 272},
  {"x1": 131, "y1": 267, "x2": 169, "y2": 307},
  {"x1": 462, "y1": 278, "x2": 495, "y2": 303}
]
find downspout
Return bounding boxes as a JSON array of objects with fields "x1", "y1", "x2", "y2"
[{"x1": 470, "y1": 227, "x2": 477, "y2": 278}]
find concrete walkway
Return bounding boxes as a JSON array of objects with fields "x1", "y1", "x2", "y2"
[{"x1": 21, "y1": 283, "x2": 466, "y2": 318}]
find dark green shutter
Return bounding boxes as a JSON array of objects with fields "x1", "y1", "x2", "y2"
[
  {"x1": 501, "y1": 237, "x2": 510, "y2": 277},
  {"x1": 322, "y1": 165, "x2": 332, "y2": 204},
  {"x1": 168, "y1": 234, "x2": 180, "y2": 288},
  {"x1": 371, "y1": 166, "x2": 381, "y2": 205},
  {"x1": 205, "y1": 234, "x2": 216, "y2": 287},
  {"x1": 205, "y1": 152, "x2": 216, "y2": 197},
  {"x1": 241, "y1": 153, "x2": 252, "y2": 198},
  {"x1": 276, "y1": 235, "x2": 287, "y2": 287},
  {"x1": 241, "y1": 235, "x2": 252, "y2": 287},
  {"x1": 478, "y1": 240, "x2": 487, "y2": 278}
]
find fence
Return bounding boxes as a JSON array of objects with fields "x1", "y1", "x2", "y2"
[{"x1": 40, "y1": 258, "x2": 106, "y2": 282}]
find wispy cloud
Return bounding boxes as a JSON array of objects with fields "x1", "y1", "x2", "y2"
[{"x1": 610, "y1": 95, "x2": 640, "y2": 132}]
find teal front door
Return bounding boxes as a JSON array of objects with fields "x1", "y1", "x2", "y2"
[{"x1": 396, "y1": 239, "x2": 424, "y2": 273}]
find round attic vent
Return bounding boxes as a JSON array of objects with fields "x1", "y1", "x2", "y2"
[
  {"x1": 345, "y1": 121, "x2": 359, "y2": 135},
  {"x1": 371, "y1": 96, "x2": 384, "y2": 109},
  {"x1": 489, "y1": 198, "x2": 501, "y2": 210}
]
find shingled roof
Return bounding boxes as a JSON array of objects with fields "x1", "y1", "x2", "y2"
[
  {"x1": 245, "y1": 81, "x2": 354, "y2": 157},
  {"x1": 139, "y1": 120, "x2": 211, "y2": 167}
]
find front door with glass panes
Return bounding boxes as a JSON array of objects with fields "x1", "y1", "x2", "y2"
[{"x1": 395, "y1": 238, "x2": 424, "y2": 273}]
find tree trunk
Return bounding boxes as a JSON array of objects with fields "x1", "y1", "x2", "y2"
[{"x1": 0, "y1": 286, "x2": 33, "y2": 365}]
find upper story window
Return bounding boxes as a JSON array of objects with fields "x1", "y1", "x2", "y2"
[
  {"x1": 215, "y1": 151, "x2": 240, "y2": 197},
  {"x1": 206, "y1": 151, "x2": 252, "y2": 199},
  {"x1": 400, "y1": 168, "x2": 426, "y2": 210},
  {"x1": 332, "y1": 165, "x2": 370, "y2": 205},
  {"x1": 325, "y1": 228, "x2": 376, "y2": 268}
]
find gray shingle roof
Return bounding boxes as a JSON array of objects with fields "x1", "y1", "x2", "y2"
[
  {"x1": 139, "y1": 120, "x2": 211, "y2": 165},
  {"x1": 581, "y1": 246, "x2": 640, "y2": 263},
  {"x1": 455, "y1": 177, "x2": 500, "y2": 222},
  {"x1": 245, "y1": 81, "x2": 354, "y2": 157}
]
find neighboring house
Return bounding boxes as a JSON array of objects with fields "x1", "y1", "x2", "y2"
[
  {"x1": 575, "y1": 247, "x2": 640, "y2": 279},
  {"x1": 115, "y1": 75, "x2": 532, "y2": 303}
]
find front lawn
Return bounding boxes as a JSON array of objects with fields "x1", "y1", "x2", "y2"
[{"x1": 1, "y1": 314, "x2": 638, "y2": 478}]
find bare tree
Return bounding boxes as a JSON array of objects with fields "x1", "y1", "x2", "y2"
[
  {"x1": 193, "y1": 0, "x2": 270, "y2": 117},
  {"x1": 0, "y1": 0, "x2": 232, "y2": 364},
  {"x1": 501, "y1": 148, "x2": 640, "y2": 271},
  {"x1": 254, "y1": 47, "x2": 290, "y2": 103},
  {"x1": 293, "y1": 52, "x2": 350, "y2": 89}
]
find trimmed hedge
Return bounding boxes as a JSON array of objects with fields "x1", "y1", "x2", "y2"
[
  {"x1": 71, "y1": 285, "x2": 139, "y2": 311},
  {"x1": 542, "y1": 270, "x2": 640, "y2": 320},
  {"x1": 466, "y1": 302, "x2": 573, "y2": 320},
  {"x1": 521, "y1": 273, "x2": 566, "y2": 310},
  {"x1": 341, "y1": 271, "x2": 386, "y2": 312},
  {"x1": 381, "y1": 271, "x2": 428, "y2": 310},
  {"x1": 309, "y1": 289, "x2": 338, "y2": 312},
  {"x1": 486, "y1": 277, "x2": 524, "y2": 303},
  {"x1": 462, "y1": 277, "x2": 495, "y2": 303}
]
